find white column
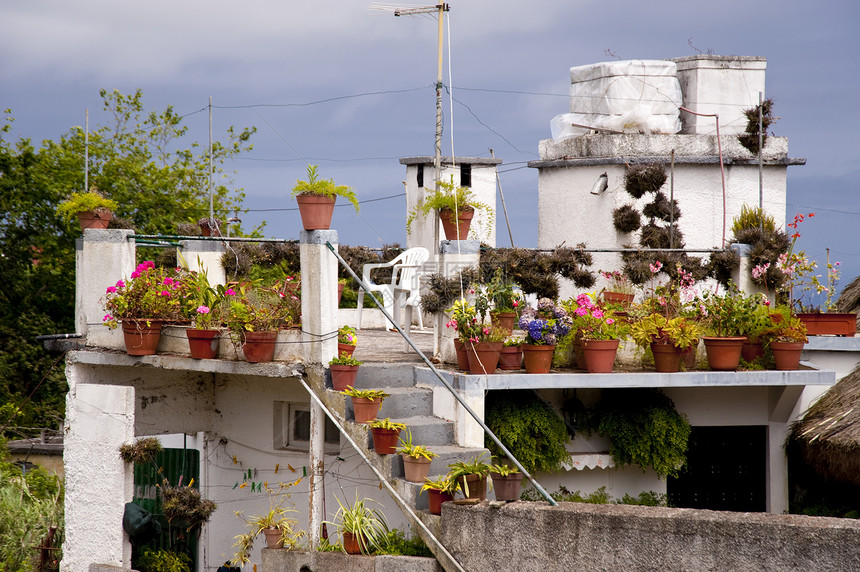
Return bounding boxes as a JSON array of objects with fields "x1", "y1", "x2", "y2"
[
  {"x1": 177, "y1": 239, "x2": 227, "y2": 286},
  {"x1": 62, "y1": 364, "x2": 135, "y2": 571}
]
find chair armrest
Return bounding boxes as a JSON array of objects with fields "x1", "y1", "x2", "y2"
[{"x1": 362, "y1": 261, "x2": 395, "y2": 285}]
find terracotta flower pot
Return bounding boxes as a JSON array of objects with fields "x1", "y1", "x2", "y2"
[
  {"x1": 457, "y1": 473, "x2": 487, "y2": 501},
  {"x1": 242, "y1": 330, "x2": 277, "y2": 363},
  {"x1": 572, "y1": 339, "x2": 587, "y2": 369},
  {"x1": 498, "y1": 345, "x2": 523, "y2": 370},
  {"x1": 402, "y1": 455, "x2": 432, "y2": 483},
  {"x1": 337, "y1": 342, "x2": 356, "y2": 358},
  {"x1": 121, "y1": 320, "x2": 163, "y2": 356},
  {"x1": 330, "y1": 364, "x2": 360, "y2": 391},
  {"x1": 296, "y1": 194, "x2": 335, "y2": 230},
  {"x1": 603, "y1": 291, "x2": 634, "y2": 309},
  {"x1": 186, "y1": 328, "x2": 220, "y2": 359},
  {"x1": 681, "y1": 345, "x2": 698, "y2": 370},
  {"x1": 439, "y1": 207, "x2": 474, "y2": 240},
  {"x1": 702, "y1": 336, "x2": 746, "y2": 371},
  {"x1": 798, "y1": 313, "x2": 857, "y2": 337},
  {"x1": 77, "y1": 209, "x2": 112, "y2": 230},
  {"x1": 341, "y1": 531, "x2": 364, "y2": 555},
  {"x1": 491, "y1": 472, "x2": 524, "y2": 502},
  {"x1": 582, "y1": 338, "x2": 619, "y2": 373},
  {"x1": 453, "y1": 339, "x2": 470, "y2": 370},
  {"x1": 427, "y1": 489, "x2": 454, "y2": 515},
  {"x1": 337, "y1": 282, "x2": 345, "y2": 306},
  {"x1": 522, "y1": 344, "x2": 555, "y2": 374},
  {"x1": 465, "y1": 341, "x2": 502, "y2": 374},
  {"x1": 770, "y1": 341, "x2": 805, "y2": 370},
  {"x1": 650, "y1": 341, "x2": 682, "y2": 373},
  {"x1": 371, "y1": 427, "x2": 401, "y2": 455},
  {"x1": 741, "y1": 340, "x2": 765, "y2": 363},
  {"x1": 351, "y1": 396, "x2": 382, "y2": 424},
  {"x1": 263, "y1": 527, "x2": 284, "y2": 549},
  {"x1": 491, "y1": 311, "x2": 517, "y2": 336}
]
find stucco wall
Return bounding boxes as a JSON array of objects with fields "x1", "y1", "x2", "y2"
[{"x1": 438, "y1": 501, "x2": 860, "y2": 572}]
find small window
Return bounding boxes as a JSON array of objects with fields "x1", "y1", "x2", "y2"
[
  {"x1": 460, "y1": 164, "x2": 472, "y2": 188},
  {"x1": 417, "y1": 165, "x2": 424, "y2": 188},
  {"x1": 274, "y1": 401, "x2": 340, "y2": 452}
]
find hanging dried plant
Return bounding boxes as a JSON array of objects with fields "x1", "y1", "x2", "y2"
[
  {"x1": 119, "y1": 437, "x2": 163, "y2": 465},
  {"x1": 624, "y1": 163, "x2": 667, "y2": 199},
  {"x1": 738, "y1": 98, "x2": 775, "y2": 155},
  {"x1": 613, "y1": 204, "x2": 642, "y2": 233},
  {"x1": 642, "y1": 192, "x2": 681, "y2": 223}
]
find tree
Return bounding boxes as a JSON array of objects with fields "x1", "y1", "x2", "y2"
[{"x1": 0, "y1": 91, "x2": 257, "y2": 433}]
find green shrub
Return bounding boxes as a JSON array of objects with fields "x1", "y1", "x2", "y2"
[{"x1": 135, "y1": 547, "x2": 192, "y2": 572}]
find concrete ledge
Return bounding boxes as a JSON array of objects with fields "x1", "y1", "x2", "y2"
[
  {"x1": 261, "y1": 549, "x2": 441, "y2": 572},
  {"x1": 439, "y1": 501, "x2": 860, "y2": 572},
  {"x1": 88, "y1": 564, "x2": 138, "y2": 571},
  {"x1": 804, "y1": 336, "x2": 860, "y2": 352}
]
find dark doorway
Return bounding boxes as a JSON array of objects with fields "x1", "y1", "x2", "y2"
[{"x1": 668, "y1": 425, "x2": 767, "y2": 512}]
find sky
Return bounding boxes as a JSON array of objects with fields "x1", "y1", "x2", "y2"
[{"x1": 2, "y1": 0, "x2": 859, "y2": 297}]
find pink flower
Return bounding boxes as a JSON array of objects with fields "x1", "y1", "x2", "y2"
[
  {"x1": 575, "y1": 307, "x2": 588, "y2": 317},
  {"x1": 196, "y1": 306, "x2": 210, "y2": 314},
  {"x1": 130, "y1": 270, "x2": 140, "y2": 279},
  {"x1": 606, "y1": 318, "x2": 615, "y2": 325},
  {"x1": 160, "y1": 290, "x2": 170, "y2": 297},
  {"x1": 116, "y1": 279, "x2": 125, "y2": 288},
  {"x1": 225, "y1": 288, "x2": 237, "y2": 296},
  {"x1": 764, "y1": 299, "x2": 771, "y2": 306},
  {"x1": 106, "y1": 286, "x2": 116, "y2": 294},
  {"x1": 512, "y1": 301, "x2": 519, "y2": 307},
  {"x1": 163, "y1": 277, "x2": 175, "y2": 286},
  {"x1": 103, "y1": 314, "x2": 113, "y2": 322},
  {"x1": 649, "y1": 261, "x2": 663, "y2": 273},
  {"x1": 593, "y1": 309, "x2": 604, "y2": 319}
]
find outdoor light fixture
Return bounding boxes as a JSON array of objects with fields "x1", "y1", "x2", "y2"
[{"x1": 590, "y1": 172, "x2": 608, "y2": 195}]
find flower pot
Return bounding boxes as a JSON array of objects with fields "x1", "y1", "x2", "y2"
[
  {"x1": 263, "y1": 527, "x2": 284, "y2": 549},
  {"x1": 650, "y1": 341, "x2": 682, "y2": 373},
  {"x1": 498, "y1": 345, "x2": 523, "y2": 370},
  {"x1": 330, "y1": 364, "x2": 360, "y2": 391},
  {"x1": 572, "y1": 339, "x2": 587, "y2": 370},
  {"x1": 491, "y1": 311, "x2": 517, "y2": 336},
  {"x1": 582, "y1": 338, "x2": 619, "y2": 373},
  {"x1": 741, "y1": 340, "x2": 765, "y2": 363},
  {"x1": 453, "y1": 339, "x2": 470, "y2": 370},
  {"x1": 296, "y1": 195, "x2": 335, "y2": 230},
  {"x1": 798, "y1": 313, "x2": 857, "y2": 337},
  {"x1": 457, "y1": 474, "x2": 487, "y2": 501},
  {"x1": 603, "y1": 291, "x2": 634, "y2": 309},
  {"x1": 439, "y1": 207, "x2": 474, "y2": 241},
  {"x1": 337, "y1": 282, "x2": 345, "y2": 306},
  {"x1": 121, "y1": 320, "x2": 163, "y2": 356},
  {"x1": 702, "y1": 336, "x2": 746, "y2": 371},
  {"x1": 491, "y1": 472, "x2": 524, "y2": 502},
  {"x1": 371, "y1": 427, "x2": 401, "y2": 455},
  {"x1": 465, "y1": 341, "x2": 502, "y2": 374},
  {"x1": 522, "y1": 344, "x2": 555, "y2": 374},
  {"x1": 681, "y1": 345, "x2": 697, "y2": 370},
  {"x1": 77, "y1": 209, "x2": 112, "y2": 230},
  {"x1": 770, "y1": 341, "x2": 805, "y2": 370},
  {"x1": 186, "y1": 328, "x2": 220, "y2": 359},
  {"x1": 427, "y1": 489, "x2": 454, "y2": 515},
  {"x1": 351, "y1": 396, "x2": 382, "y2": 424},
  {"x1": 402, "y1": 455, "x2": 432, "y2": 483},
  {"x1": 342, "y1": 531, "x2": 364, "y2": 555},
  {"x1": 337, "y1": 342, "x2": 356, "y2": 358},
  {"x1": 242, "y1": 330, "x2": 277, "y2": 363}
]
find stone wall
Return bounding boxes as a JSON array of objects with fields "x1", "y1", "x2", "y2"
[{"x1": 438, "y1": 501, "x2": 860, "y2": 572}]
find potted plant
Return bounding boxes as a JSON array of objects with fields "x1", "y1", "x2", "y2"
[
  {"x1": 196, "y1": 217, "x2": 222, "y2": 237},
  {"x1": 329, "y1": 355, "x2": 362, "y2": 391},
  {"x1": 484, "y1": 269, "x2": 521, "y2": 335},
  {"x1": 572, "y1": 293, "x2": 630, "y2": 373},
  {"x1": 695, "y1": 286, "x2": 748, "y2": 371},
  {"x1": 735, "y1": 293, "x2": 773, "y2": 363},
  {"x1": 323, "y1": 496, "x2": 389, "y2": 555},
  {"x1": 421, "y1": 475, "x2": 460, "y2": 515},
  {"x1": 498, "y1": 336, "x2": 524, "y2": 370},
  {"x1": 102, "y1": 261, "x2": 189, "y2": 355},
  {"x1": 340, "y1": 386, "x2": 389, "y2": 424},
  {"x1": 291, "y1": 164, "x2": 359, "y2": 230},
  {"x1": 600, "y1": 270, "x2": 637, "y2": 308},
  {"x1": 396, "y1": 429, "x2": 438, "y2": 483},
  {"x1": 518, "y1": 298, "x2": 574, "y2": 374},
  {"x1": 369, "y1": 418, "x2": 407, "y2": 455},
  {"x1": 232, "y1": 482, "x2": 304, "y2": 564},
  {"x1": 183, "y1": 270, "x2": 228, "y2": 359},
  {"x1": 459, "y1": 294, "x2": 507, "y2": 375},
  {"x1": 225, "y1": 285, "x2": 293, "y2": 363},
  {"x1": 446, "y1": 453, "x2": 493, "y2": 501},
  {"x1": 762, "y1": 304, "x2": 808, "y2": 370},
  {"x1": 630, "y1": 313, "x2": 700, "y2": 373},
  {"x1": 446, "y1": 298, "x2": 479, "y2": 371},
  {"x1": 489, "y1": 462, "x2": 524, "y2": 502},
  {"x1": 406, "y1": 176, "x2": 492, "y2": 240},
  {"x1": 337, "y1": 325, "x2": 357, "y2": 358},
  {"x1": 56, "y1": 187, "x2": 118, "y2": 230}
]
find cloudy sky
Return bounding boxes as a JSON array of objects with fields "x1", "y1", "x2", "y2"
[{"x1": 3, "y1": 0, "x2": 859, "y2": 294}]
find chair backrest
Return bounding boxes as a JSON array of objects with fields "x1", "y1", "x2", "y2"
[{"x1": 392, "y1": 247, "x2": 430, "y2": 292}]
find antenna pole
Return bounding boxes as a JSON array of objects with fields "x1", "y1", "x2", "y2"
[
  {"x1": 84, "y1": 110, "x2": 89, "y2": 192},
  {"x1": 209, "y1": 96, "x2": 214, "y2": 223}
]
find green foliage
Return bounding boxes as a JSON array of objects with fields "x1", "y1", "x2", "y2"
[
  {"x1": 484, "y1": 390, "x2": 572, "y2": 473},
  {"x1": 520, "y1": 485, "x2": 668, "y2": 507},
  {"x1": 420, "y1": 475, "x2": 460, "y2": 495},
  {"x1": 372, "y1": 529, "x2": 433, "y2": 557},
  {"x1": 630, "y1": 313, "x2": 701, "y2": 350},
  {"x1": 291, "y1": 164, "x2": 359, "y2": 212},
  {"x1": 340, "y1": 387, "x2": 388, "y2": 401},
  {"x1": 329, "y1": 355, "x2": 362, "y2": 366},
  {"x1": 396, "y1": 429, "x2": 438, "y2": 461},
  {"x1": 324, "y1": 496, "x2": 389, "y2": 555},
  {"x1": 585, "y1": 389, "x2": 691, "y2": 478},
  {"x1": 369, "y1": 418, "x2": 407, "y2": 431},
  {"x1": 55, "y1": 190, "x2": 118, "y2": 222},
  {"x1": 135, "y1": 547, "x2": 192, "y2": 572},
  {"x1": 732, "y1": 204, "x2": 776, "y2": 235},
  {"x1": 406, "y1": 176, "x2": 492, "y2": 235}
]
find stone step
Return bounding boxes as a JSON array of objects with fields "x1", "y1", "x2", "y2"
[
  {"x1": 344, "y1": 386, "x2": 434, "y2": 420},
  {"x1": 353, "y1": 363, "x2": 418, "y2": 389},
  {"x1": 372, "y1": 415, "x2": 454, "y2": 447}
]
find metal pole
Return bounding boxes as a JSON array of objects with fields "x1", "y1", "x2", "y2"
[
  {"x1": 491, "y1": 148, "x2": 514, "y2": 247},
  {"x1": 325, "y1": 241, "x2": 558, "y2": 507},
  {"x1": 84, "y1": 110, "x2": 89, "y2": 192},
  {"x1": 209, "y1": 96, "x2": 214, "y2": 223},
  {"x1": 669, "y1": 149, "x2": 675, "y2": 249},
  {"x1": 758, "y1": 92, "x2": 764, "y2": 232}
]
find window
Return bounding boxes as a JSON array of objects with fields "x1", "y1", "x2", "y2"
[
  {"x1": 274, "y1": 401, "x2": 340, "y2": 452},
  {"x1": 460, "y1": 164, "x2": 472, "y2": 188},
  {"x1": 417, "y1": 165, "x2": 424, "y2": 188}
]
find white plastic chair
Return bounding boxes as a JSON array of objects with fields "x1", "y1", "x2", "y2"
[{"x1": 357, "y1": 247, "x2": 430, "y2": 330}]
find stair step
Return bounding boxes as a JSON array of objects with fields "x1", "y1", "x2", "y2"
[
  {"x1": 353, "y1": 363, "x2": 417, "y2": 389},
  {"x1": 342, "y1": 387, "x2": 433, "y2": 420},
  {"x1": 372, "y1": 415, "x2": 453, "y2": 447}
]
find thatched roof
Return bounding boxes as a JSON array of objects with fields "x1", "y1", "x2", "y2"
[
  {"x1": 836, "y1": 274, "x2": 860, "y2": 315},
  {"x1": 790, "y1": 363, "x2": 860, "y2": 485}
]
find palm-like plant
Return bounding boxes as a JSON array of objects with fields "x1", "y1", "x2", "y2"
[{"x1": 324, "y1": 496, "x2": 389, "y2": 554}]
